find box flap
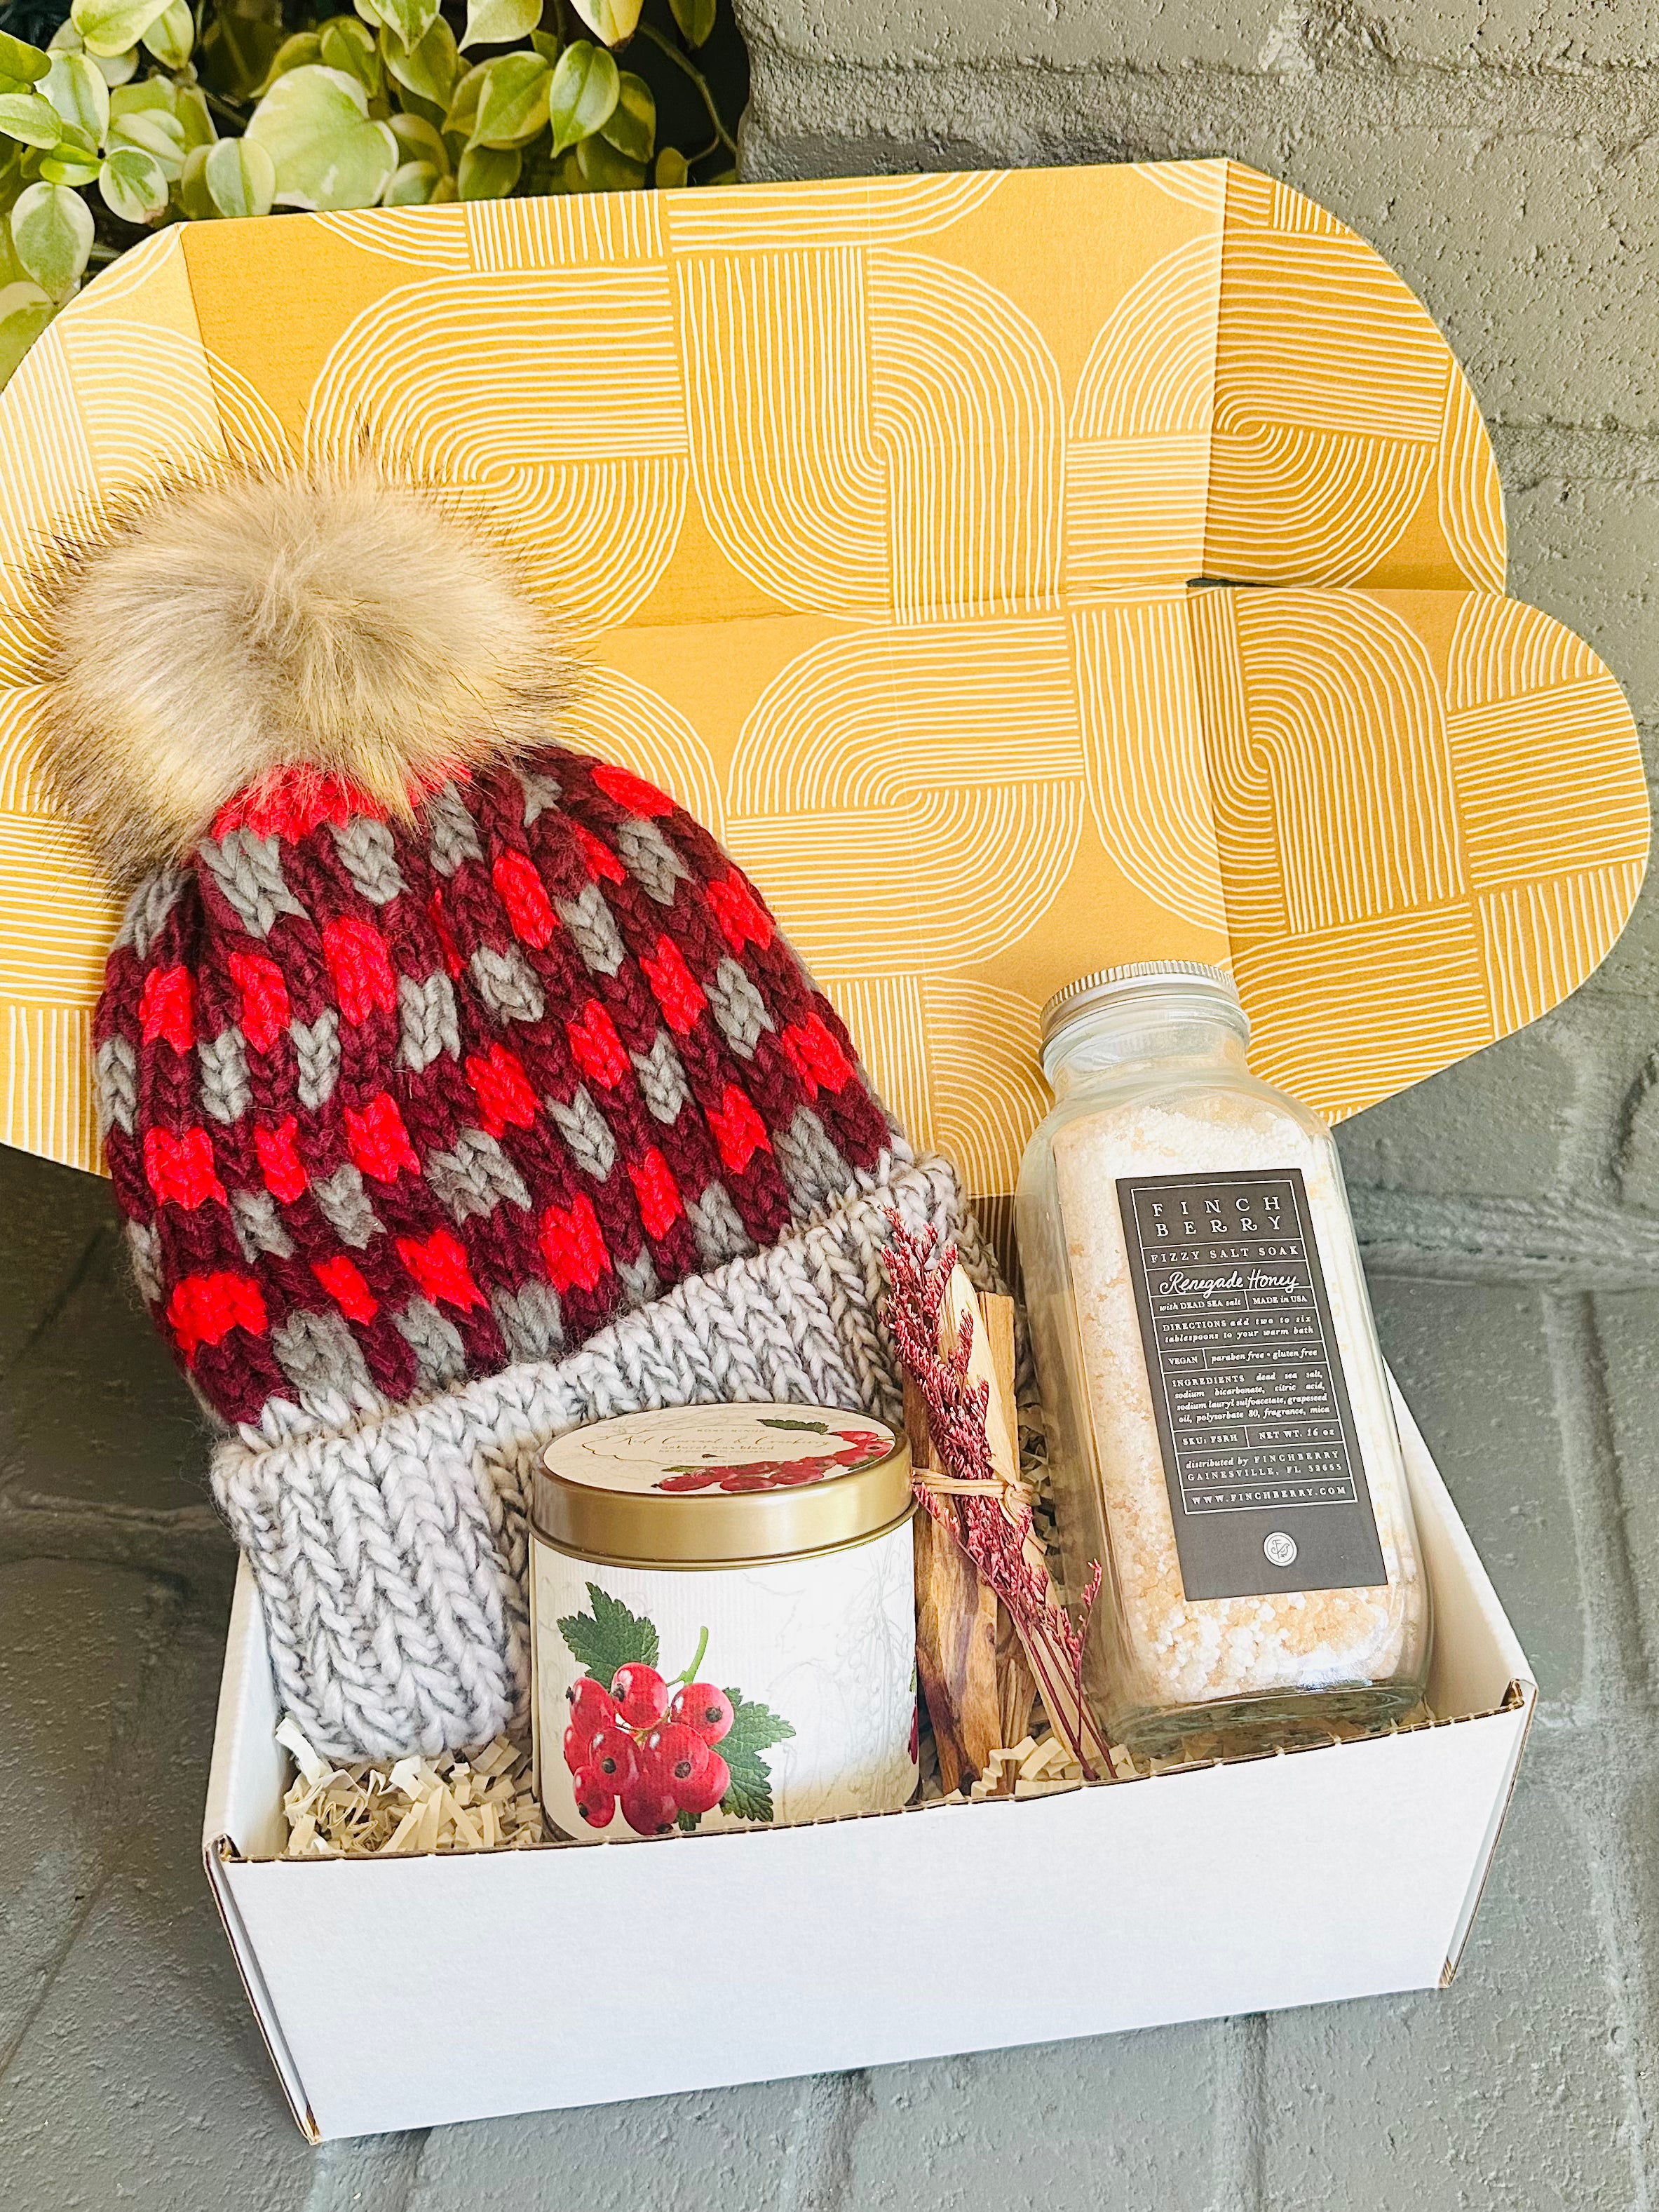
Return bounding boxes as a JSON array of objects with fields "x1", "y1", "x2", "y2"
[
  {"x1": 203, "y1": 1840, "x2": 318, "y2": 2143},
  {"x1": 1391, "y1": 1376, "x2": 1536, "y2": 1983},
  {"x1": 0, "y1": 161, "x2": 1642, "y2": 1193},
  {"x1": 1393, "y1": 1377, "x2": 1533, "y2": 1712},
  {"x1": 203, "y1": 1563, "x2": 318, "y2": 2140},
  {"x1": 203, "y1": 1556, "x2": 287, "y2": 1862}
]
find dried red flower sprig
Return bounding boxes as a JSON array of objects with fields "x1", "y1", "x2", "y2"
[{"x1": 883, "y1": 1216, "x2": 1107, "y2": 1779}]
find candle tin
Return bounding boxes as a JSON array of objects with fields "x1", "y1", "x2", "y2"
[{"x1": 531, "y1": 1403, "x2": 918, "y2": 1843}]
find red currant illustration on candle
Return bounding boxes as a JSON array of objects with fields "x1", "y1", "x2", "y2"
[
  {"x1": 652, "y1": 1416, "x2": 890, "y2": 1493},
  {"x1": 672, "y1": 1753, "x2": 731, "y2": 1817},
  {"x1": 670, "y1": 1682, "x2": 735, "y2": 1742},
  {"x1": 566, "y1": 1677, "x2": 617, "y2": 1734},
  {"x1": 555, "y1": 1585, "x2": 794, "y2": 1837},
  {"x1": 610, "y1": 1663, "x2": 670, "y2": 1729},
  {"x1": 571, "y1": 1763, "x2": 616, "y2": 1830}
]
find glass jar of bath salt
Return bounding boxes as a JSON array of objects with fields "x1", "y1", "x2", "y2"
[{"x1": 1017, "y1": 962, "x2": 1430, "y2": 1760}]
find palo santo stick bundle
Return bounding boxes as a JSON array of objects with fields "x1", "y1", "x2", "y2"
[
  {"x1": 973, "y1": 1291, "x2": 1039, "y2": 1750},
  {"x1": 909, "y1": 1283, "x2": 1039, "y2": 1758},
  {"x1": 907, "y1": 1373, "x2": 1002, "y2": 1793},
  {"x1": 885, "y1": 1222, "x2": 1123, "y2": 1783}
]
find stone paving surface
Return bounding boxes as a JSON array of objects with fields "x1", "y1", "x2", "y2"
[{"x1": 4, "y1": 1, "x2": 1658, "y2": 2201}]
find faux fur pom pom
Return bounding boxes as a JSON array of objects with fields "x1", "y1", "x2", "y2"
[{"x1": 37, "y1": 468, "x2": 567, "y2": 884}]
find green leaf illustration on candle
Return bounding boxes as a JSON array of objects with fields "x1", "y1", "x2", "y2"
[
  {"x1": 555, "y1": 1580, "x2": 658, "y2": 1686},
  {"x1": 711, "y1": 1691, "x2": 793, "y2": 1823}
]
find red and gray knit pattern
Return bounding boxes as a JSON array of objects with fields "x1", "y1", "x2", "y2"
[{"x1": 92, "y1": 746, "x2": 891, "y2": 1433}]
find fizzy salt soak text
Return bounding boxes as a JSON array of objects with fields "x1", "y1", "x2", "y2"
[{"x1": 1016, "y1": 963, "x2": 1430, "y2": 1759}]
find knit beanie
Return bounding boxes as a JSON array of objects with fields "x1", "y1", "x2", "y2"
[{"x1": 40, "y1": 470, "x2": 993, "y2": 1760}]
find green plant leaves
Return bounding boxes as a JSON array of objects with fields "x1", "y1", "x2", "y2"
[
  {"x1": 48, "y1": 18, "x2": 139, "y2": 90},
  {"x1": 670, "y1": 0, "x2": 715, "y2": 47},
  {"x1": 245, "y1": 62, "x2": 398, "y2": 208},
  {"x1": 0, "y1": 0, "x2": 737, "y2": 403},
  {"x1": 98, "y1": 142, "x2": 168, "y2": 221},
  {"x1": 196, "y1": 6, "x2": 282, "y2": 101},
  {"x1": 174, "y1": 83, "x2": 217, "y2": 149},
  {"x1": 556, "y1": 1584, "x2": 658, "y2": 1685},
  {"x1": 442, "y1": 60, "x2": 485, "y2": 137},
  {"x1": 376, "y1": 0, "x2": 439, "y2": 48},
  {"x1": 108, "y1": 75, "x2": 173, "y2": 114},
  {"x1": 318, "y1": 15, "x2": 381, "y2": 95},
  {"x1": 569, "y1": 0, "x2": 642, "y2": 43},
  {"x1": 715, "y1": 1690, "x2": 794, "y2": 1824},
  {"x1": 69, "y1": 0, "x2": 172, "y2": 62},
  {"x1": 547, "y1": 37, "x2": 614, "y2": 156},
  {"x1": 0, "y1": 93, "x2": 62, "y2": 149},
  {"x1": 260, "y1": 30, "x2": 324, "y2": 88},
  {"x1": 380, "y1": 13, "x2": 459, "y2": 106},
  {"x1": 204, "y1": 133, "x2": 276, "y2": 216},
  {"x1": 177, "y1": 140, "x2": 212, "y2": 215},
  {"x1": 471, "y1": 49, "x2": 550, "y2": 147},
  {"x1": 44, "y1": 50, "x2": 109, "y2": 147},
  {"x1": 38, "y1": 145, "x2": 102, "y2": 184},
  {"x1": 600, "y1": 69, "x2": 652, "y2": 163},
  {"x1": 0, "y1": 277, "x2": 55, "y2": 383},
  {"x1": 388, "y1": 109, "x2": 447, "y2": 168},
  {"x1": 10, "y1": 180, "x2": 93, "y2": 300},
  {"x1": 575, "y1": 130, "x2": 642, "y2": 191},
  {"x1": 384, "y1": 156, "x2": 440, "y2": 203},
  {"x1": 460, "y1": 0, "x2": 543, "y2": 51},
  {"x1": 455, "y1": 141, "x2": 519, "y2": 196},
  {"x1": 107, "y1": 105, "x2": 187, "y2": 177},
  {"x1": 140, "y1": 0, "x2": 194, "y2": 68},
  {"x1": 0, "y1": 31, "x2": 50, "y2": 84}
]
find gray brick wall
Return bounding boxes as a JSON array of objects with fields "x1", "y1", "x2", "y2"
[{"x1": 2, "y1": 7, "x2": 1655, "y2": 2200}]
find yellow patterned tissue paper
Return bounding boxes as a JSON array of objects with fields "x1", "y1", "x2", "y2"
[{"x1": 0, "y1": 158, "x2": 1643, "y2": 1210}]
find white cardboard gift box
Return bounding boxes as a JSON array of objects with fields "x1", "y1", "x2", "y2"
[{"x1": 203, "y1": 1384, "x2": 1533, "y2": 2143}]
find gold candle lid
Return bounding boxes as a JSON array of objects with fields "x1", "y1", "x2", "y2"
[{"x1": 533, "y1": 1404, "x2": 914, "y2": 1570}]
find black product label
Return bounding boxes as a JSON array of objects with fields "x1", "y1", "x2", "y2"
[{"x1": 1115, "y1": 1168, "x2": 1388, "y2": 1602}]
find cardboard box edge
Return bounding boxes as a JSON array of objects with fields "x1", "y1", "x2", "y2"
[
  {"x1": 1390, "y1": 1376, "x2": 1535, "y2": 1696},
  {"x1": 203, "y1": 1834, "x2": 320, "y2": 2144},
  {"x1": 1440, "y1": 1678, "x2": 1536, "y2": 1987},
  {"x1": 219, "y1": 1715, "x2": 1525, "y2": 2140}
]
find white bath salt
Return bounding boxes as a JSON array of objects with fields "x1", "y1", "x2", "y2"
[
  {"x1": 1050, "y1": 1086, "x2": 1428, "y2": 1723},
  {"x1": 1017, "y1": 962, "x2": 1433, "y2": 1758}
]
